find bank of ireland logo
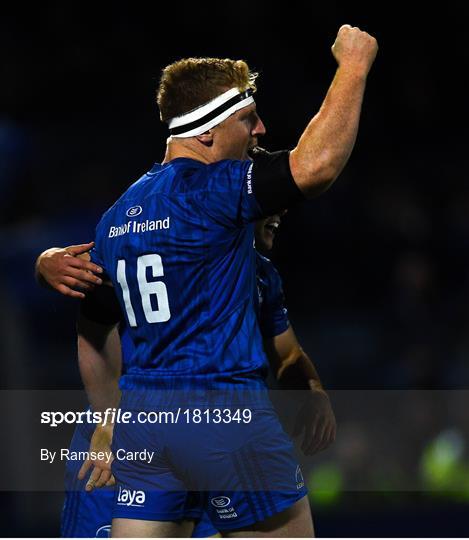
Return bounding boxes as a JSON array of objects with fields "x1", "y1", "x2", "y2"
[
  {"x1": 95, "y1": 524, "x2": 111, "y2": 537},
  {"x1": 211, "y1": 496, "x2": 231, "y2": 508},
  {"x1": 126, "y1": 205, "x2": 142, "y2": 217},
  {"x1": 296, "y1": 465, "x2": 305, "y2": 489}
]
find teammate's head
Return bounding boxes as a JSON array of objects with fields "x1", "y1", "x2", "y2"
[
  {"x1": 157, "y1": 58, "x2": 266, "y2": 161},
  {"x1": 255, "y1": 213, "x2": 284, "y2": 254}
]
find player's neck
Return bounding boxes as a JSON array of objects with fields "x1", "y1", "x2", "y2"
[{"x1": 163, "y1": 139, "x2": 212, "y2": 165}]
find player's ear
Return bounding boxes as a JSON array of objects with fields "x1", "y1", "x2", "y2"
[{"x1": 195, "y1": 130, "x2": 214, "y2": 146}]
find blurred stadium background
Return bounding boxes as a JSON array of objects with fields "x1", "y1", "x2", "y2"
[{"x1": 1, "y1": 1, "x2": 469, "y2": 536}]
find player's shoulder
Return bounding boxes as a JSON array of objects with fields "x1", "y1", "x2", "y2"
[
  {"x1": 95, "y1": 174, "x2": 146, "y2": 223},
  {"x1": 205, "y1": 159, "x2": 253, "y2": 191},
  {"x1": 97, "y1": 162, "x2": 168, "y2": 216},
  {"x1": 91, "y1": 167, "x2": 154, "y2": 232},
  {"x1": 207, "y1": 158, "x2": 251, "y2": 174},
  {"x1": 136, "y1": 157, "x2": 251, "y2": 195},
  {"x1": 153, "y1": 157, "x2": 252, "y2": 194},
  {"x1": 256, "y1": 251, "x2": 272, "y2": 267},
  {"x1": 255, "y1": 252, "x2": 281, "y2": 282}
]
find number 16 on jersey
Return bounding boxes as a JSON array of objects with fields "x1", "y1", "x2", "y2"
[{"x1": 116, "y1": 254, "x2": 171, "y2": 327}]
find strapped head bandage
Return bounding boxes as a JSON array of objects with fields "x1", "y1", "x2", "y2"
[{"x1": 167, "y1": 87, "x2": 255, "y2": 138}]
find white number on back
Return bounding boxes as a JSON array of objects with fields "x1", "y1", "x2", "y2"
[{"x1": 116, "y1": 254, "x2": 171, "y2": 327}]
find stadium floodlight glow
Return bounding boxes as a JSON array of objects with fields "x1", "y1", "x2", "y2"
[{"x1": 168, "y1": 87, "x2": 255, "y2": 138}]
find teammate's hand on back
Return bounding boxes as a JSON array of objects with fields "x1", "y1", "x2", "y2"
[
  {"x1": 35, "y1": 242, "x2": 103, "y2": 298},
  {"x1": 332, "y1": 24, "x2": 378, "y2": 77},
  {"x1": 292, "y1": 388, "x2": 337, "y2": 455}
]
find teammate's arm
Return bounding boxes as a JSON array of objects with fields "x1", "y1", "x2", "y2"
[
  {"x1": 76, "y1": 285, "x2": 122, "y2": 490},
  {"x1": 264, "y1": 326, "x2": 336, "y2": 455},
  {"x1": 35, "y1": 242, "x2": 103, "y2": 298},
  {"x1": 76, "y1": 312, "x2": 121, "y2": 416}
]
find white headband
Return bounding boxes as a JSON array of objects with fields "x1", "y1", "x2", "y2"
[{"x1": 167, "y1": 87, "x2": 255, "y2": 138}]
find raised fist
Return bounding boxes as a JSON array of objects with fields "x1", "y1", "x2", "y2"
[{"x1": 332, "y1": 24, "x2": 378, "y2": 76}]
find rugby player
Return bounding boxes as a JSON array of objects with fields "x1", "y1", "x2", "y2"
[
  {"x1": 37, "y1": 213, "x2": 336, "y2": 538},
  {"x1": 45, "y1": 25, "x2": 376, "y2": 537}
]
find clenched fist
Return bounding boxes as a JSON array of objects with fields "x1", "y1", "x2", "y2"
[{"x1": 332, "y1": 24, "x2": 378, "y2": 76}]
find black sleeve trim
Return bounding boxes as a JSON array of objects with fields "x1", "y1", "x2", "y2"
[
  {"x1": 250, "y1": 148, "x2": 305, "y2": 215},
  {"x1": 80, "y1": 284, "x2": 122, "y2": 325}
]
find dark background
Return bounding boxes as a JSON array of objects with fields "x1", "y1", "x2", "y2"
[{"x1": 1, "y1": 1, "x2": 469, "y2": 536}]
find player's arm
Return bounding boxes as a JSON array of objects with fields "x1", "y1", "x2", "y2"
[
  {"x1": 288, "y1": 25, "x2": 378, "y2": 197},
  {"x1": 76, "y1": 283, "x2": 122, "y2": 489},
  {"x1": 35, "y1": 242, "x2": 103, "y2": 298},
  {"x1": 249, "y1": 26, "x2": 377, "y2": 218},
  {"x1": 264, "y1": 326, "x2": 336, "y2": 455},
  {"x1": 77, "y1": 314, "x2": 121, "y2": 416}
]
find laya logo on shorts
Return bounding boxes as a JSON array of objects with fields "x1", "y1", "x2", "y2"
[
  {"x1": 295, "y1": 465, "x2": 305, "y2": 489},
  {"x1": 116, "y1": 486, "x2": 146, "y2": 507},
  {"x1": 95, "y1": 524, "x2": 111, "y2": 537},
  {"x1": 126, "y1": 205, "x2": 143, "y2": 217},
  {"x1": 211, "y1": 496, "x2": 231, "y2": 508}
]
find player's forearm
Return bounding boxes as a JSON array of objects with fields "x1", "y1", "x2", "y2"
[
  {"x1": 34, "y1": 249, "x2": 58, "y2": 289},
  {"x1": 289, "y1": 66, "x2": 367, "y2": 198},
  {"x1": 77, "y1": 317, "x2": 122, "y2": 414},
  {"x1": 78, "y1": 344, "x2": 121, "y2": 414},
  {"x1": 277, "y1": 349, "x2": 326, "y2": 392}
]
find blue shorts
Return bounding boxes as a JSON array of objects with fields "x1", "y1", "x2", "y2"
[
  {"x1": 61, "y1": 415, "x2": 217, "y2": 537},
  {"x1": 111, "y1": 391, "x2": 308, "y2": 531}
]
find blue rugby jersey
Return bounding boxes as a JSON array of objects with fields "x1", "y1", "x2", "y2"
[
  {"x1": 91, "y1": 158, "x2": 268, "y2": 389},
  {"x1": 255, "y1": 252, "x2": 290, "y2": 339},
  {"x1": 118, "y1": 252, "x2": 291, "y2": 373}
]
